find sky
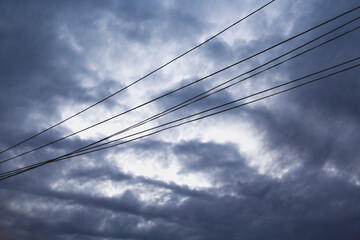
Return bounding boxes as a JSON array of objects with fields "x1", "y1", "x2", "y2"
[{"x1": 0, "y1": 0, "x2": 359, "y2": 239}]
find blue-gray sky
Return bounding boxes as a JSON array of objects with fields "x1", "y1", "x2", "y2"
[{"x1": 0, "y1": 0, "x2": 359, "y2": 239}]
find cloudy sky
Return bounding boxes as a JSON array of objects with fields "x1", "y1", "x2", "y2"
[{"x1": 0, "y1": 0, "x2": 359, "y2": 239}]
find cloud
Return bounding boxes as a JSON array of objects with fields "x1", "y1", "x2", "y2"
[
  {"x1": 2, "y1": 162, "x2": 359, "y2": 240},
  {"x1": 0, "y1": 0, "x2": 359, "y2": 239}
]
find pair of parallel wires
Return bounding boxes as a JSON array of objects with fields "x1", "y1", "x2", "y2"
[{"x1": 1, "y1": 1, "x2": 359, "y2": 181}]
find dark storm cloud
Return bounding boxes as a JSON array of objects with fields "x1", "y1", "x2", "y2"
[
  {"x1": 201, "y1": 38, "x2": 236, "y2": 65},
  {"x1": 0, "y1": 0, "x2": 107, "y2": 153},
  {"x1": 2, "y1": 149, "x2": 360, "y2": 240},
  {"x1": 0, "y1": 0, "x2": 128, "y2": 174},
  {"x1": 242, "y1": 0, "x2": 360, "y2": 176},
  {"x1": 56, "y1": 0, "x2": 206, "y2": 49},
  {"x1": 247, "y1": 102, "x2": 360, "y2": 175},
  {"x1": 174, "y1": 141, "x2": 243, "y2": 171},
  {"x1": 151, "y1": 18, "x2": 334, "y2": 122},
  {"x1": 69, "y1": 165, "x2": 212, "y2": 200},
  {"x1": 1, "y1": 0, "x2": 360, "y2": 240},
  {"x1": 109, "y1": 0, "x2": 205, "y2": 43},
  {"x1": 153, "y1": 76, "x2": 235, "y2": 121}
]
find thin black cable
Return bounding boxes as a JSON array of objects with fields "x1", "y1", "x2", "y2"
[
  {"x1": 65, "y1": 57, "x2": 360, "y2": 153},
  {"x1": 2, "y1": 10, "x2": 359, "y2": 163},
  {"x1": 1, "y1": 5, "x2": 359, "y2": 178},
  {"x1": 82, "y1": 64, "x2": 359, "y2": 154},
  {"x1": 1, "y1": 61, "x2": 358, "y2": 180},
  {"x1": 75, "y1": 18, "x2": 360, "y2": 153},
  {"x1": 1, "y1": 63, "x2": 358, "y2": 180},
  {"x1": 0, "y1": 0, "x2": 276, "y2": 155},
  {"x1": 28, "y1": 21, "x2": 360, "y2": 156}
]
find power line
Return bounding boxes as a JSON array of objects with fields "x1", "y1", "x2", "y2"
[
  {"x1": 95, "y1": 64, "x2": 359, "y2": 153},
  {"x1": 2, "y1": 57, "x2": 359, "y2": 177},
  {"x1": 1, "y1": 4, "x2": 359, "y2": 178},
  {"x1": 0, "y1": 0, "x2": 276, "y2": 155},
  {"x1": 75, "y1": 18, "x2": 360, "y2": 153},
  {"x1": 2, "y1": 8, "x2": 359, "y2": 164},
  {"x1": 2, "y1": 16, "x2": 359, "y2": 163},
  {"x1": 64, "y1": 56, "x2": 360, "y2": 153},
  {"x1": 1, "y1": 60, "x2": 358, "y2": 181}
]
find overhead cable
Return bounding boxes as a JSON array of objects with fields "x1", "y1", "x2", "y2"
[
  {"x1": 0, "y1": 0, "x2": 276, "y2": 155},
  {"x1": 2, "y1": 7, "x2": 358, "y2": 163},
  {"x1": 1, "y1": 59, "x2": 358, "y2": 181}
]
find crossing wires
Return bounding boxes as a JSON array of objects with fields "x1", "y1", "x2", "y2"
[
  {"x1": 0, "y1": 2, "x2": 359, "y2": 182},
  {"x1": 1, "y1": 57, "x2": 358, "y2": 181},
  {"x1": 0, "y1": 0, "x2": 276, "y2": 155},
  {"x1": 1, "y1": 4, "x2": 359, "y2": 164}
]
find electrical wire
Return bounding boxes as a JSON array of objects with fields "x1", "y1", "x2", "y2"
[
  {"x1": 2, "y1": 8, "x2": 359, "y2": 163},
  {"x1": 61, "y1": 57, "x2": 360, "y2": 154},
  {"x1": 0, "y1": 0, "x2": 276, "y2": 155},
  {"x1": 1, "y1": 59, "x2": 358, "y2": 181},
  {"x1": 75, "y1": 19, "x2": 360, "y2": 153}
]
